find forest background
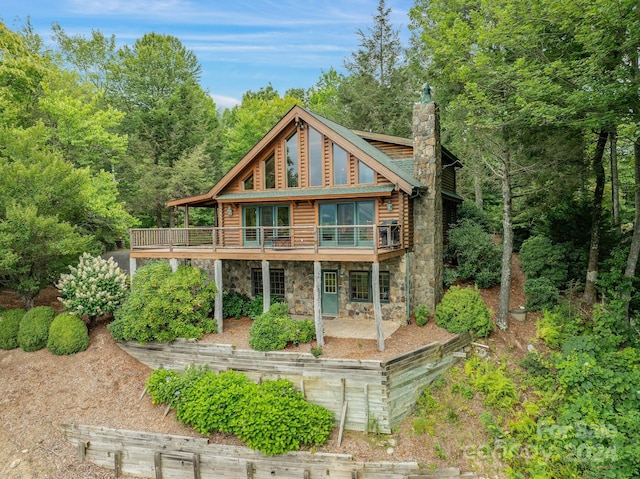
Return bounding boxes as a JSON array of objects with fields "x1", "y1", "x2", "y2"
[{"x1": 1, "y1": 1, "x2": 640, "y2": 476}]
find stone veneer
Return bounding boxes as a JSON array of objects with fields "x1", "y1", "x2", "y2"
[
  {"x1": 192, "y1": 257, "x2": 408, "y2": 323},
  {"x1": 410, "y1": 101, "x2": 444, "y2": 313}
]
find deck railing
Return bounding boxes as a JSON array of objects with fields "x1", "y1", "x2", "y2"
[{"x1": 130, "y1": 224, "x2": 403, "y2": 253}]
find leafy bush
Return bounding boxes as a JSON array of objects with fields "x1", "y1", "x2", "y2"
[
  {"x1": 248, "y1": 303, "x2": 315, "y2": 351},
  {"x1": 222, "y1": 291, "x2": 252, "y2": 319},
  {"x1": 57, "y1": 253, "x2": 128, "y2": 324},
  {"x1": 435, "y1": 286, "x2": 493, "y2": 337},
  {"x1": 46, "y1": 313, "x2": 90, "y2": 355},
  {"x1": 524, "y1": 277, "x2": 559, "y2": 311},
  {"x1": 446, "y1": 219, "x2": 502, "y2": 288},
  {"x1": 519, "y1": 235, "x2": 568, "y2": 288},
  {"x1": 0, "y1": 309, "x2": 26, "y2": 350},
  {"x1": 146, "y1": 367, "x2": 334, "y2": 456},
  {"x1": 17, "y1": 306, "x2": 56, "y2": 352},
  {"x1": 414, "y1": 305, "x2": 431, "y2": 326},
  {"x1": 108, "y1": 262, "x2": 217, "y2": 343},
  {"x1": 232, "y1": 379, "x2": 334, "y2": 456}
]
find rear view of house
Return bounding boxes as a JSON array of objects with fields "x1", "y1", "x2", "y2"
[{"x1": 129, "y1": 99, "x2": 462, "y2": 348}]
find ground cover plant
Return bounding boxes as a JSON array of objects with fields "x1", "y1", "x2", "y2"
[
  {"x1": 146, "y1": 366, "x2": 334, "y2": 455},
  {"x1": 108, "y1": 261, "x2": 217, "y2": 343}
]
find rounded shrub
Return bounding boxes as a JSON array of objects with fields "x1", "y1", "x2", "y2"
[
  {"x1": 248, "y1": 303, "x2": 315, "y2": 351},
  {"x1": 0, "y1": 309, "x2": 26, "y2": 350},
  {"x1": 414, "y1": 305, "x2": 431, "y2": 326},
  {"x1": 524, "y1": 277, "x2": 560, "y2": 311},
  {"x1": 435, "y1": 286, "x2": 493, "y2": 337},
  {"x1": 47, "y1": 313, "x2": 90, "y2": 355},
  {"x1": 519, "y1": 235, "x2": 568, "y2": 288},
  {"x1": 17, "y1": 306, "x2": 56, "y2": 352}
]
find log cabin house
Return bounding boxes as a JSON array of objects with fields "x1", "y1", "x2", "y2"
[{"x1": 129, "y1": 100, "x2": 462, "y2": 349}]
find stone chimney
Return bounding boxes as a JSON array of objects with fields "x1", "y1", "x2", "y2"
[{"x1": 410, "y1": 98, "x2": 443, "y2": 313}]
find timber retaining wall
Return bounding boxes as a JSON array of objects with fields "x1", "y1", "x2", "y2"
[
  {"x1": 119, "y1": 333, "x2": 471, "y2": 433},
  {"x1": 60, "y1": 424, "x2": 478, "y2": 479}
]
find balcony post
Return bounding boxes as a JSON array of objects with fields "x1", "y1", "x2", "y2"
[
  {"x1": 373, "y1": 225, "x2": 378, "y2": 254},
  {"x1": 214, "y1": 259, "x2": 223, "y2": 332},
  {"x1": 372, "y1": 262, "x2": 384, "y2": 351},
  {"x1": 262, "y1": 260, "x2": 270, "y2": 314},
  {"x1": 212, "y1": 227, "x2": 217, "y2": 251},
  {"x1": 313, "y1": 261, "x2": 324, "y2": 346},
  {"x1": 314, "y1": 226, "x2": 319, "y2": 254},
  {"x1": 169, "y1": 228, "x2": 174, "y2": 252}
]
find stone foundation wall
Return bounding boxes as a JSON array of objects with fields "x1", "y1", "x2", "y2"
[{"x1": 192, "y1": 257, "x2": 408, "y2": 322}]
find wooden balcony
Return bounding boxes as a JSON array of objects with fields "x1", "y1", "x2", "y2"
[{"x1": 130, "y1": 224, "x2": 404, "y2": 262}]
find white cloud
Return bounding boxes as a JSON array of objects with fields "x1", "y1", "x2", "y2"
[{"x1": 211, "y1": 93, "x2": 240, "y2": 111}]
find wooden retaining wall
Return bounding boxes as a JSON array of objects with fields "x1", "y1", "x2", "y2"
[
  {"x1": 60, "y1": 424, "x2": 478, "y2": 479},
  {"x1": 119, "y1": 333, "x2": 471, "y2": 434}
]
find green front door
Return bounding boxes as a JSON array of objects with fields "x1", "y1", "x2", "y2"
[{"x1": 321, "y1": 270, "x2": 338, "y2": 316}]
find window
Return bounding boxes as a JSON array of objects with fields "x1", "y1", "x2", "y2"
[
  {"x1": 286, "y1": 132, "x2": 299, "y2": 188},
  {"x1": 243, "y1": 205, "x2": 290, "y2": 245},
  {"x1": 358, "y1": 160, "x2": 374, "y2": 184},
  {"x1": 333, "y1": 144, "x2": 348, "y2": 185},
  {"x1": 264, "y1": 154, "x2": 275, "y2": 189},
  {"x1": 251, "y1": 269, "x2": 285, "y2": 298},
  {"x1": 243, "y1": 173, "x2": 254, "y2": 190},
  {"x1": 348, "y1": 271, "x2": 390, "y2": 303},
  {"x1": 308, "y1": 127, "x2": 323, "y2": 187},
  {"x1": 318, "y1": 200, "x2": 374, "y2": 246}
]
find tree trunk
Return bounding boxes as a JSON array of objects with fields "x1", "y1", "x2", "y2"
[
  {"x1": 610, "y1": 128, "x2": 620, "y2": 233},
  {"x1": 583, "y1": 130, "x2": 609, "y2": 304},
  {"x1": 496, "y1": 153, "x2": 513, "y2": 331},
  {"x1": 623, "y1": 137, "x2": 640, "y2": 321},
  {"x1": 473, "y1": 159, "x2": 484, "y2": 210}
]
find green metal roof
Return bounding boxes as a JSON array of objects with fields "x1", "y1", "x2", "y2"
[
  {"x1": 303, "y1": 108, "x2": 423, "y2": 189},
  {"x1": 218, "y1": 185, "x2": 394, "y2": 201}
]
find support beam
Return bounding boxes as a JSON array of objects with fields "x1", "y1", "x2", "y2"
[
  {"x1": 262, "y1": 260, "x2": 270, "y2": 313},
  {"x1": 372, "y1": 262, "x2": 384, "y2": 351},
  {"x1": 313, "y1": 261, "x2": 324, "y2": 346},
  {"x1": 169, "y1": 258, "x2": 179, "y2": 272},
  {"x1": 129, "y1": 257, "x2": 137, "y2": 282},
  {"x1": 214, "y1": 259, "x2": 223, "y2": 333}
]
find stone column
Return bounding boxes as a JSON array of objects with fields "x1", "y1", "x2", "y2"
[
  {"x1": 169, "y1": 258, "x2": 179, "y2": 272},
  {"x1": 129, "y1": 257, "x2": 137, "y2": 283},
  {"x1": 214, "y1": 259, "x2": 223, "y2": 333},
  {"x1": 313, "y1": 261, "x2": 324, "y2": 346},
  {"x1": 410, "y1": 101, "x2": 443, "y2": 314}
]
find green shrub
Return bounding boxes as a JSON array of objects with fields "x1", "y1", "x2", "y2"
[
  {"x1": 435, "y1": 286, "x2": 493, "y2": 337},
  {"x1": 414, "y1": 305, "x2": 431, "y2": 326},
  {"x1": 232, "y1": 379, "x2": 334, "y2": 456},
  {"x1": 248, "y1": 303, "x2": 315, "y2": 351},
  {"x1": 17, "y1": 306, "x2": 56, "y2": 352},
  {"x1": 524, "y1": 277, "x2": 559, "y2": 311},
  {"x1": 46, "y1": 313, "x2": 90, "y2": 355},
  {"x1": 146, "y1": 368, "x2": 334, "y2": 455},
  {"x1": 177, "y1": 370, "x2": 254, "y2": 434},
  {"x1": 446, "y1": 219, "x2": 502, "y2": 288},
  {"x1": 57, "y1": 252, "x2": 128, "y2": 324},
  {"x1": 246, "y1": 294, "x2": 281, "y2": 320},
  {"x1": 519, "y1": 235, "x2": 568, "y2": 288},
  {"x1": 108, "y1": 262, "x2": 217, "y2": 343},
  {"x1": 222, "y1": 291, "x2": 252, "y2": 319},
  {"x1": 0, "y1": 309, "x2": 26, "y2": 350}
]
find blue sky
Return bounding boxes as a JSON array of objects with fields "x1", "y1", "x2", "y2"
[{"x1": 2, "y1": 0, "x2": 415, "y2": 110}]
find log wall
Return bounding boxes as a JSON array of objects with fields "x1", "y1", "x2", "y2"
[{"x1": 118, "y1": 333, "x2": 470, "y2": 434}]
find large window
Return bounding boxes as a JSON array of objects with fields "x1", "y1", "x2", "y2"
[
  {"x1": 243, "y1": 173, "x2": 254, "y2": 190},
  {"x1": 243, "y1": 205, "x2": 289, "y2": 246},
  {"x1": 286, "y1": 132, "x2": 299, "y2": 188},
  {"x1": 308, "y1": 127, "x2": 323, "y2": 187},
  {"x1": 333, "y1": 144, "x2": 348, "y2": 185},
  {"x1": 252, "y1": 269, "x2": 285, "y2": 298},
  {"x1": 319, "y1": 201, "x2": 374, "y2": 246},
  {"x1": 348, "y1": 271, "x2": 390, "y2": 302},
  {"x1": 358, "y1": 160, "x2": 374, "y2": 184},
  {"x1": 264, "y1": 154, "x2": 275, "y2": 189}
]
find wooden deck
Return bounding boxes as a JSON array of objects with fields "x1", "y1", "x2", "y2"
[{"x1": 130, "y1": 225, "x2": 405, "y2": 262}]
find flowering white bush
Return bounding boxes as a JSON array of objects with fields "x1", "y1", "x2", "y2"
[{"x1": 57, "y1": 253, "x2": 129, "y2": 324}]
